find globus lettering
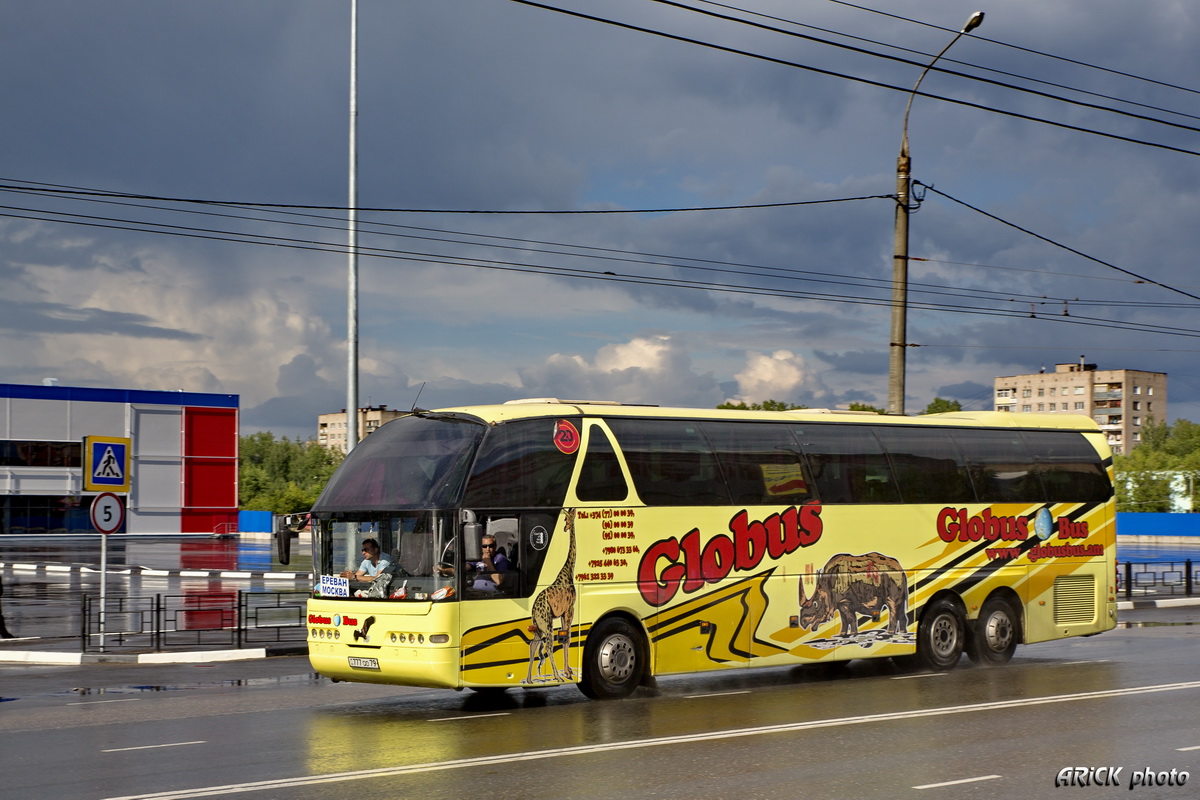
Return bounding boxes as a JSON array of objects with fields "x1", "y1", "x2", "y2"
[
  {"x1": 937, "y1": 507, "x2": 1029, "y2": 542},
  {"x1": 638, "y1": 502, "x2": 823, "y2": 606}
]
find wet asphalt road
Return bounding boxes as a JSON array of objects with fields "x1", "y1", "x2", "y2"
[{"x1": 2, "y1": 605, "x2": 1199, "y2": 800}]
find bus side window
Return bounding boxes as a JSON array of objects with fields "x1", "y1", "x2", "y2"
[
  {"x1": 795, "y1": 424, "x2": 900, "y2": 504},
  {"x1": 574, "y1": 426, "x2": 628, "y2": 502},
  {"x1": 1024, "y1": 430, "x2": 1112, "y2": 502},
  {"x1": 873, "y1": 426, "x2": 974, "y2": 504},
  {"x1": 701, "y1": 421, "x2": 814, "y2": 505},
  {"x1": 606, "y1": 419, "x2": 729, "y2": 506},
  {"x1": 463, "y1": 418, "x2": 580, "y2": 508},
  {"x1": 952, "y1": 428, "x2": 1044, "y2": 503}
]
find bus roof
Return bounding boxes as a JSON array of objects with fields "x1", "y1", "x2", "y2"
[{"x1": 421, "y1": 399, "x2": 1103, "y2": 432}]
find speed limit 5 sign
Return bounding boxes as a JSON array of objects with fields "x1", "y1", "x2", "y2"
[{"x1": 90, "y1": 492, "x2": 125, "y2": 534}]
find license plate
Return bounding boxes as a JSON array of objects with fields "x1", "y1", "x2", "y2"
[{"x1": 348, "y1": 656, "x2": 380, "y2": 670}]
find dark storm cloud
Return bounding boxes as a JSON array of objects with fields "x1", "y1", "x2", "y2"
[
  {"x1": 1, "y1": 0, "x2": 1200, "y2": 439},
  {"x1": 0, "y1": 297, "x2": 203, "y2": 340}
]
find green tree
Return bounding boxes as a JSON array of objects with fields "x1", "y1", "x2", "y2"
[
  {"x1": 1112, "y1": 418, "x2": 1200, "y2": 512},
  {"x1": 847, "y1": 402, "x2": 886, "y2": 414},
  {"x1": 239, "y1": 432, "x2": 343, "y2": 513},
  {"x1": 923, "y1": 397, "x2": 963, "y2": 414},
  {"x1": 717, "y1": 399, "x2": 807, "y2": 410}
]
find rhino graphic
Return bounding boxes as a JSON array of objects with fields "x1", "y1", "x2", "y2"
[{"x1": 798, "y1": 552, "x2": 908, "y2": 637}]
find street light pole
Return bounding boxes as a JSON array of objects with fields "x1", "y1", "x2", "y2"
[
  {"x1": 888, "y1": 11, "x2": 984, "y2": 416},
  {"x1": 346, "y1": 0, "x2": 359, "y2": 453}
]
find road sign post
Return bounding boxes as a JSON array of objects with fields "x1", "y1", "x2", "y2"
[{"x1": 90, "y1": 492, "x2": 125, "y2": 651}]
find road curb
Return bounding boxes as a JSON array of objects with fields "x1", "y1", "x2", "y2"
[
  {"x1": 0, "y1": 643, "x2": 308, "y2": 666},
  {"x1": 1117, "y1": 596, "x2": 1200, "y2": 611},
  {"x1": 0, "y1": 561, "x2": 309, "y2": 581}
]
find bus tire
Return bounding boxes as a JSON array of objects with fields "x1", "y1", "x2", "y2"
[
  {"x1": 580, "y1": 617, "x2": 644, "y2": 700},
  {"x1": 966, "y1": 596, "x2": 1018, "y2": 665},
  {"x1": 915, "y1": 598, "x2": 965, "y2": 671}
]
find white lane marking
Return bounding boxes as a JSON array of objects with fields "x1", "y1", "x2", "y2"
[
  {"x1": 427, "y1": 712, "x2": 511, "y2": 722},
  {"x1": 103, "y1": 742, "x2": 206, "y2": 753},
  {"x1": 1177, "y1": 745, "x2": 1200, "y2": 751},
  {"x1": 890, "y1": 672, "x2": 947, "y2": 680},
  {"x1": 684, "y1": 690, "x2": 751, "y2": 698},
  {"x1": 103, "y1": 679, "x2": 1200, "y2": 800},
  {"x1": 914, "y1": 774, "x2": 1001, "y2": 789},
  {"x1": 69, "y1": 698, "x2": 140, "y2": 706}
]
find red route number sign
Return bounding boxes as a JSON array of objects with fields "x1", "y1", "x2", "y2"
[{"x1": 90, "y1": 492, "x2": 125, "y2": 534}]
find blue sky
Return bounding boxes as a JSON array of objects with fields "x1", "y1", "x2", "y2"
[{"x1": 2, "y1": 0, "x2": 1200, "y2": 440}]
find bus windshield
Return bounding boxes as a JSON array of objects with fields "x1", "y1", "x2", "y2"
[
  {"x1": 312, "y1": 413, "x2": 486, "y2": 510},
  {"x1": 309, "y1": 414, "x2": 486, "y2": 600},
  {"x1": 313, "y1": 511, "x2": 458, "y2": 601}
]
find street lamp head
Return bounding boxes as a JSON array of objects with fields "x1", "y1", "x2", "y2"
[{"x1": 962, "y1": 11, "x2": 985, "y2": 34}]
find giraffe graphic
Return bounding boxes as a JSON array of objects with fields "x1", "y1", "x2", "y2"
[{"x1": 525, "y1": 507, "x2": 577, "y2": 684}]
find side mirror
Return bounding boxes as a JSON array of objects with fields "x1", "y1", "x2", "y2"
[
  {"x1": 461, "y1": 509, "x2": 482, "y2": 561},
  {"x1": 274, "y1": 524, "x2": 292, "y2": 565},
  {"x1": 273, "y1": 513, "x2": 308, "y2": 566}
]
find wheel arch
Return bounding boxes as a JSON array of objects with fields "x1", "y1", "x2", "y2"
[{"x1": 917, "y1": 589, "x2": 967, "y2": 625}]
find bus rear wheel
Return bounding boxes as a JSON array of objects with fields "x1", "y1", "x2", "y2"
[
  {"x1": 966, "y1": 597, "x2": 1018, "y2": 665},
  {"x1": 915, "y1": 598, "x2": 965, "y2": 671},
  {"x1": 580, "y1": 617, "x2": 644, "y2": 700}
]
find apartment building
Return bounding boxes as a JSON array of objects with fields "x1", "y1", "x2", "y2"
[
  {"x1": 317, "y1": 404, "x2": 405, "y2": 452},
  {"x1": 993, "y1": 361, "x2": 1166, "y2": 454}
]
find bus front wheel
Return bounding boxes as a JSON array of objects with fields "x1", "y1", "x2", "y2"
[
  {"x1": 915, "y1": 598, "x2": 965, "y2": 671},
  {"x1": 966, "y1": 596, "x2": 1018, "y2": 665},
  {"x1": 580, "y1": 617, "x2": 644, "y2": 700}
]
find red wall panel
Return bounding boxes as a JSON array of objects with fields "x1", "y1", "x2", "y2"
[
  {"x1": 184, "y1": 407, "x2": 237, "y2": 457},
  {"x1": 181, "y1": 406, "x2": 238, "y2": 533}
]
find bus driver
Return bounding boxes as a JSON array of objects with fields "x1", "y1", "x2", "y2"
[
  {"x1": 340, "y1": 538, "x2": 391, "y2": 582},
  {"x1": 437, "y1": 536, "x2": 508, "y2": 594}
]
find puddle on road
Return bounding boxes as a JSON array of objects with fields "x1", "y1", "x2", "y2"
[
  {"x1": 1117, "y1": 620, "x2": 1200, "y2": 628},
  {"x1": 64, "y1": 671, "x2": 324, "y2": 698}
]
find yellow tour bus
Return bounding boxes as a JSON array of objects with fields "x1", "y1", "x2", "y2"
[{"x1": 301, "y1": 399, "x2": 1116, "y2": 699}]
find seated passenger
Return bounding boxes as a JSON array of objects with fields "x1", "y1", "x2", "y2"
[
  {"x1": 436, "y1": 536, "x2": 509, "y2": 594},
  {"x1": 340, "y1": 537, "x2": 392, "y2": 582}
]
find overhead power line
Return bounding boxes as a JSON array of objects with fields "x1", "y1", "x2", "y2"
[
  {"x1": 651, "y1": 0, "x2": 1200, "y2": 126},
  {"x1": 819, "y1": 0, "x2": 1200, "y2": 99},
  {"x1": 915, "y1": 181, "x2": 1200, "y2": 303},
  {"x1": 7, "y1": 193, "x2": 1200, "y2": 341},
  {"x1": 0, "y1": 181, "x2": 888, "y2": 215},
  {"x1": 2, "y1": 180, "x2": 1189, "y2": 316},
  {"x1": 507, "y1": 0, "x2": 1200, "y2": 158},
  {"x1": 682, "y1": 0, "x2": 1200, "y2": 123}
]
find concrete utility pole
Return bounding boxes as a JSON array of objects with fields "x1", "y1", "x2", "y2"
[{"x1": 888, "y1": 11, "x2": 984, "y2": 416}]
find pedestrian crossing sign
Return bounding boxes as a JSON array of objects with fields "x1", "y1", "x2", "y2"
[{"x1": 84, "y1": 436, "x2": 131, "y2": 493}]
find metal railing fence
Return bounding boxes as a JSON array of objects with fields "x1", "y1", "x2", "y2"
[
  {"x1": 1119, "y1": 559, "x2": 1196, "y2": 600},
  {"x1": 79, "y1": 589, "x2": 308, "y2": 653}
]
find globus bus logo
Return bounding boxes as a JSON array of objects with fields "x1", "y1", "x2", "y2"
[
  {"x1": 637, "y1": 502, "x2": 823, "y2": 607},
  {"x1": 937, "y1": 506, "x2": 1092, "y2": 543},
  {"x1": 937, "y1": 508, "x2": 1030, "y2": 542}
]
